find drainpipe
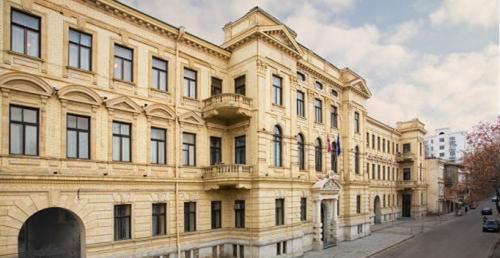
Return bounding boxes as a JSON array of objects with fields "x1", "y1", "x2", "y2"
[{"x1": 174, "y1": 26, "x2": 185, "y2": 258}]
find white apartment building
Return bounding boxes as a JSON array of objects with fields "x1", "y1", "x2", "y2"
[{"x1": 424, "y1": 128, "x2": 467, "y2": 163}]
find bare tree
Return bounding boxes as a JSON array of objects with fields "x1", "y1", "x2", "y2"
[{"x1": 463, "y1": 117, "x2": 500, "y2": 207}]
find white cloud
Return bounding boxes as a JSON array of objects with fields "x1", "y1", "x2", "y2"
[
  {"x1": 120, "y1": 0, "x2": 499, "y2": 132},
  {"x1": 368, "y1": 44, "x2": 499, "y2": 132},
  {"x1": 430, "y1": 0, "x2": 499, "y2": 28},
  {"x1": 386, "y1": 21, "x2": 421, "y2": 44}
]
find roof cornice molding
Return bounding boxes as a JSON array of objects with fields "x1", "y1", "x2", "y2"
[
  {"x1": 297, "y1": 61, "x2": 343, "y2": 89},
  {"x1": 80, "y1": 0, "x2": 230, "y2": 60}
]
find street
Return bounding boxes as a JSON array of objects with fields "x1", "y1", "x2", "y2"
[{"x1": 373, "y1": 201, "x2": 500, "y2": 258}]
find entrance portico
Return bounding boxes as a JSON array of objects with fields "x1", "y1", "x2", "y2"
[{"x1": 312, "y1": 177, "x2": 341, "y2": 250}]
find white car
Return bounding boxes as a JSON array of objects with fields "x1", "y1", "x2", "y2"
[{"x1": 492, "y1": 196, "x2": 498, "y2": 202}]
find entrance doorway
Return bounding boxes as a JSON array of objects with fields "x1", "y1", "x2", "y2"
[
  {"x1": 18, "y1": 208, "x2": 83, "y2": 258},
  {"x1": 402, "y1": 194, "x2": 412, "y2": 217},
  {"x1": 374, "y1": 196, "x2": 381, "y2": 224}
]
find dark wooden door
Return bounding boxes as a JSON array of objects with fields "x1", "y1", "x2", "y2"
[{"x1": 402, "y1": 194, "x2": 412, "y2": 217}]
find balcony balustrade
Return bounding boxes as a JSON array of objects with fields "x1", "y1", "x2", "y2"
[
  {"x1": 202, "y1": 93, "x2": 253, "y2": 125},
  {"x1": 396, "y1": 152, "x2": 416, "y2": 163},
  {"x1": 202, "y1": 164, "x2": 254, "y2": 190}
]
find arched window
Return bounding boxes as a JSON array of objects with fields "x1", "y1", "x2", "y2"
[
  {"x1": 315, "y1": 138, "x2": 322, "y2": 172},
  {"x1": 331, "y1": 141, "x2": 337, "y2": 172},
  {"x1": 354, "y1": 146, "x2": 360, "y2": 174},
  {"x1": 273, "y1": 125, "x2": 282, "y2": 167},
  {"x1": 297, "y1": 133, "x2": 305, "y2": 170}
]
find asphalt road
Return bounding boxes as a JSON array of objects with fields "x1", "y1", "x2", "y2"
[{"x1": 374, "y1": 201, "x2": 500, "y2": 258}]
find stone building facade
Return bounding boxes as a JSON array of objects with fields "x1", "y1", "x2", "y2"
[{"x1": 0, "y1": 1, "x2": 427, "y2": 257}]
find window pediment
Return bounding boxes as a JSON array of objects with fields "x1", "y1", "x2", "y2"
[
  {"x1": 179, "y1": 111, "x2": 204, "y2": 126},
  {"x1": 105, "y1": 96, "x2": 142, "y2": 114},
  {"x1": 145, "y1": 103, "x2": 174, "y2": 120},
  {"x1": 57, "y1": 85, "x2": 102, "y2": 106},
  {"x1": 0, "y1": 72, "x2": 53, "y2": 96}
]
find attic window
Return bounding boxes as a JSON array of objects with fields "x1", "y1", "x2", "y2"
[
  {"x1": 315, "y1": 81, "x2": 323, "y2": 90},
  {"x1": 297, "y1": 72, "x2": 306, "y2": 82},
  {"x1": 331, "y1": 89, "x2": 338, "y2": 97}
]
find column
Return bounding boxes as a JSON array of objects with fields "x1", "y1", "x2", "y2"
[
  {"x1": 332, "y1": 198, "x2": 338, "y2": 243},
  {"x1": 313, "y1": 199, "x2": 323, "y2": 250}
]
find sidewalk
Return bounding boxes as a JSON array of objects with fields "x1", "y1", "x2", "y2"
[{"x1": 304, "y1": 213, "x2": 458, "y2": 258}]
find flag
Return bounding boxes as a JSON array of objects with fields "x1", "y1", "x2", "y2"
[
  {"x1": 336, "y1": 134, "x2": 341, "y2": 155},
  {"x1": 327, "y1": 137, "x2": 332, "y2": 152}
]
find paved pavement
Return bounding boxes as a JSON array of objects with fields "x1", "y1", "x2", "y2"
[
  {"x1": 373, "y1": 201, "x2": 500, "y2": 258},
  {"x1": 304, "y1": 213, "x2": 458, "y2": 258}
]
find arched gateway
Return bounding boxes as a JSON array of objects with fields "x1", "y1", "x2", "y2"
[{"x1": 18, "y1": 208, "x2": 84, "y2": 258}]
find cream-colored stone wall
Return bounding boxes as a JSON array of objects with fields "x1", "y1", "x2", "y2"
[{"x1": 0, "y1": 1, "x2": 429, "y2": 257}]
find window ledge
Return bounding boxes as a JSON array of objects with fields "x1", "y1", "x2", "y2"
[
  {"x1": 150, "y1": 88, "x2": 170, "y2": 95},
  {"x1": 66, "y1": 66, "x2": 95, "y2": 75},
  {"x1": 8, "y1": 50, "x2": 44, "y2": 63},
  {"x1": 112, "y1": 78, "x2": 135, "y2": 87}
]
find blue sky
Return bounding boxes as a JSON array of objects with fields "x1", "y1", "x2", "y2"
[{"x1": 120, "y1": 0, "x2": 499, "y2": 133}]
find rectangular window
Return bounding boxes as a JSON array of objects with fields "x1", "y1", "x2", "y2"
[
  {"x1": 114, "y1": 204, "x2": 131, "y2": 240},
  {"x1": 354, "y1": 112, "x2": 360, "y2": 133},
  {"x1": 67, "y1": 114, "x2": 89, "y2": 159},
  {"x1": 366, "y1": 133, "x2": 369, "y2": 147},
  {"x1": 112, "y1": 122, "x2": 131, "y2": 162},
  {"x1": 403, "y1": 143, "x2": 411, "y2": 153},
  {"x1": 314, "y1": 98, "x2": 322, "y2": 123},
  {"x1": 296, "y1": 91, "x2": 305, "y2": 117},
  {"x1": 330, "y1": 106, "x2": 338, "y2": 128},
  {"x1": 211, "y1": 77, "x2": 222, "y2": 96},
  {"x1": 68, "y1": 29, "x2": 92, "y2": 71},
  {"x1": 182, "y1": 133, "x2": 196, "y2": 166},
  {"x1": 235, "y1": 200, "x2": 245, "y2": 228},
  {"x1": 372, "y1": 135, "x2": 375, "y2": 149},
  {"x1": 184, "y1": 202, "x2": 196, "y2": 232},
  {"x1": 403, "y1": 168, "x2": 411, "y2": 180},
  {"x1": 152, "y1": 203, "x2": 166, "y2": 236},
  {"x1": 275, "y1": 198, "x2": 284, "y2": 226},
  {"x1": 377, "y1": 165, "x2": 381, "y2": 180},
  {"x1": 356, "y1": 195, "x2": 361, "y2": 214},
  {"x1": 211, "y1": 201, "x2": 222, "y2": 229},
  {"x1": 11, "y1": 9, "x2": 40, "y2": 57},
  {"x1": 277, "y1": 242, "x2": 287, "y2": 255},
  {"x1": 235, "y1": 135, "x2": 246, "y2": 164},
  {"x1": 331, "y1": 89, "x2": 338, "y2": 97},
  {"x1": 151, "y1": 57, "x2": 168, "y2": 91},
  {"x1": 183, "y1": 68, "x2": 197, "y2": 98},
  {"x1": 210, "y1": 136, "x2": 222, "y2": 165},
  {"x1": 297, "y1": 71, "x2": 305, "y2": 81},
  {"x1": 113, "y1": 44, "x2": 133, "y2": 82},
  {"x1": 377, "y1": 137, "x2": 380, "y2": 150},
  {"x1": 235, "y1": 75, "x2": 246, "y2": 95},
  {"x1": 315, "y1": 81, "x2": 323, "y2": 90},
  {"x1": 300, "y1": 198, "x2": 307, "y2": 221},
  {"x1": 358, "y1": 224, "x2": 363, "y2": 234},
  {"x1": 151, "y1": 127, "x2": 166, "y2": 164},
  {"x1": 272, "y1": 75, "x2": 283, "y2": 105},
  {"x1": 10, "y1": 105, "x2": 38, "y2": 155},
  {"x1": 382, "y1": 139, "x2": 386, "y2": 152},
  {"x1": 372, "y1": 164, "x2": 376, "y2": 179},
  {"x1": 383, "y1": 166, "x2": 386, "y2": 180}
]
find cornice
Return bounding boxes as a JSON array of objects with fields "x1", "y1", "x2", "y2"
[
  {"x1": 78, "y1": 0, "x2": 230, "y2": 60},
  {"x1": 297, "y1": 61, "x2": 343, "y2": 89}
]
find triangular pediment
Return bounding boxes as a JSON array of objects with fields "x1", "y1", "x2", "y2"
[
  {"x1": 260, "y1": 25, "x2": 303, "y2": 56},
  {"x1": 58, "y1": 85, "x2": 102, "y2": 106},
  {"x1": 145, "y1": 103, "x2": 174, "y2": 120},
  {"x1": 312, "y1": 178, "x2": 341, "y2": 192},
  {"x1": 179, "y1": 111, "x2": 204, "y2": 126},
  {"x1": 105, "y1": 96, "x2": 142, "y2": 113},
  {"x1": 351, "y1": 79, "x2": 372, "y2": 98}
]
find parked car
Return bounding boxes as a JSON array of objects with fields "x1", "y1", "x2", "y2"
[
  {"x1": 493, "y1": 196, "x2": 498, "y2": 202},
  {"x1": 470, "y1": 202, "x2": 477, "y2": 209},
  {"x1": 482, "y1": 207, "x2": 493, "y2": 215},
  {"x1": 482, "y1": 219, "x2": 500, "y2": 232}
]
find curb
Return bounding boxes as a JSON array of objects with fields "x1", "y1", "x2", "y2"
[
  {"x1": 488, "y1": 238, "x2": 500, "y2": 258},
  {"x1": 365, "y1": 234, "x2": 416, "y2": 258}
]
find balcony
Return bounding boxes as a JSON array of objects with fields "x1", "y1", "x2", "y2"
[
  {"x1": 202, "y1": 164, "x2": 254, "y2": 190},
  {"x1": 397, "y1": 180, "x2": 418, "y2": 190},
  {"x1": 396, "y1": 152, "x2": 416, "y2": 163},
  {"x1": 202, "y1": 94, "x2": 253, "y2": 125}
]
